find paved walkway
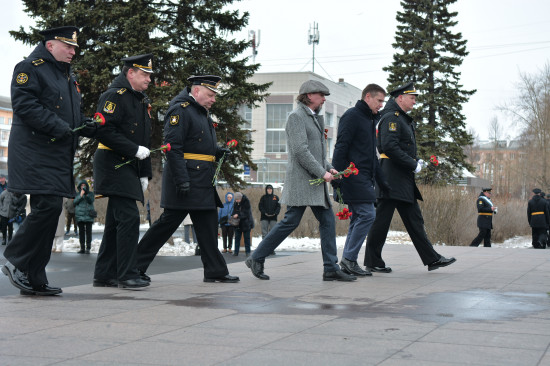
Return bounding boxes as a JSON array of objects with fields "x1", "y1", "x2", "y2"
[{"x1": 0, "y1": 245, "x2": 549, "y2": 365}]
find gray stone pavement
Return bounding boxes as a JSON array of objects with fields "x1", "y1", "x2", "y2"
[{"x1": 0, "y1": 244, "x2": 549, "y2": 366}]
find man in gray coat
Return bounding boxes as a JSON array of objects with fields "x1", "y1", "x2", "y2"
[{"x1": 246, "y1": 80, "x2": 356, "y2": 282}]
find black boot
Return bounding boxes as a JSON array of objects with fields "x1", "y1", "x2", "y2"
[
  {"x1": 77, "y1": 244, "x2": 85, "y2": 254},
  {"x1": 1, "y1": 238, "x2": 6, "y2": 246}
]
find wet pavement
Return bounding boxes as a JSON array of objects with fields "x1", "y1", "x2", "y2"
[{"x1": 0, "y1": 244, "x2": 549, "y2": 365}]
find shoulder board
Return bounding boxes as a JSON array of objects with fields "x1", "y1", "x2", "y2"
[
  {"x1": 181, "y1": 102, "x2": 190, "y2": 108},
  {"x1": 31, "y1": 59, "x2": 45, "y2": 66},
  {"x1": 394, "y1": 111, "x2": 399, "y2": 116},
  {"x1": 116, "y1": 88, "x2": 127, "y2": 95}
]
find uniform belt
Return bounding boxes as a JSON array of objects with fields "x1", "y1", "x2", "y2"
[
  {"x1": 97, "y1": 143, "x2": 112, "y2": 150},
  {"x1": 531, "y1": 212, "x2": 544, "y2": 215},
  {"x1": 478, "y1": 213, "x2": 493, "y2": 216},
  {"x1": 380, "y1": 153, "x2": 389, "y2": 159},
  {"x1": 183, "y1": 153, "x2": 215, "y2": 162}
]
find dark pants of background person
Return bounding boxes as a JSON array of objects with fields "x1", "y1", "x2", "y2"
[
  {"x1": 184, "y1": 224, "x2": 197, "y2": 244},
  {"x1": 251, "y1": 205, "x2": 340, "y2": 272},
  {"x1": 0, "y1": 216, "x2": 13, "y2": 243},
  {"x1": 136, "y1": 209, "x2": 229, "y2": 278},
  {"x1": 531, "y1": 227, "x2": 547, "y2": 249},
  {"x1": 261, "y1": 219, "x2": 276, "y2": 239},
  {"x1": 77, "y1": 222, "x2": 93, "y2": 251},
  {"x1": 3, "y1": 195, "x2": 62, "y2": 286},
  {"x1": 66, "y1": 212, "x2": 77, "y2": 233},
  {"x1": 365, "y1": 199, "x2": 440, "y2": 268},
  {"x1": 221, "y1": 225, "x2": 234, "y2": 250},
  {"x1": 234, "y1": 228, "x2": 251, "y2": 255},
  {"x1": 470, "y1": 228, "x2": 491, "y2": 247},
  {"x1": 94, "y1": 196, "x2": 140, "y2": 282}
]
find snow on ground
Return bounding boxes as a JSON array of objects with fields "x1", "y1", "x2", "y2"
[{"x1": 53, "y1": 223, "x2": 534, "y2": 255}]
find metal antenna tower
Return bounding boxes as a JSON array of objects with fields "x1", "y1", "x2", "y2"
[
  {"x1": 308, "y1": 22, "x2": 320, "y2": 72},
  {"x1": 249, "y1": 30, "x2": 261, "y2": 63}
]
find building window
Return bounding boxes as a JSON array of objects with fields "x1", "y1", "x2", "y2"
[
  {"x1": 325, "y1": 112, "x2": 333, "y2": 127},
  {"x1": 239, "y1": 105, "x2": 252, "y2": 129},
  {"x1": 256, "y1": 160, "x2": 288, "y2": 183},
  {"x1": 266, "y1": 104, "x2": 292, "y2": 153},
  {"x1": 1, "y1": 131, "x2": 9, "y2": 141},
  {"x1": 328, "y1": 137, "x2": 334, "y2": 158},
  {"x1": 0, "y1": 117, "x2": 4, "y2": 124},
  {"x1": 8, "y1": 118, "x2": 11, "y2": 125}
]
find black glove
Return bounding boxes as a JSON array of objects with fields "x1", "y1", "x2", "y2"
[
  {"x1": 58, "y1": 128, "x2": 74, "y2": 142},
  {"x1": 216, "y1": 147, "x2": 231, "y2": 160},
  {"x1": 79, "y1": 118, "x2": 98, "y2": 137},
  {"x1": 176, "y1": 182, "x2": 190, "y2": 197}
]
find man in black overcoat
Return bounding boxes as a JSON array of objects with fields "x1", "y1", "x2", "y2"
[
  {"x1": 469, "y1": 187, "x2": 496, "y2": 247},
  {"x1": 527, "y1": 188, "x2": 549, "y2": 249},
  {"x1": 134, "y1": 75, "x2": 238, "y2": 283},
  {"x1": 92, "y1": 54, "x2": 153, "y2": 289},
  {"x1": 364, "y1": 82, "x2": 456, "y2": 272},
  {"x1": 2, "y1": 27, "x2": 95, "y2": 295}
]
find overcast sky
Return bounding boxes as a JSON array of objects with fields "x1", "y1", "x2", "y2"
[{"x1": 2, "y1": 0, "x2": 550, "y2": 140}]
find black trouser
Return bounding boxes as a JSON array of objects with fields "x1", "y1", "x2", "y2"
[
  {"x1": 136, "y1": 209, "x2": 229, "y2": 278},
  {"x1": 3, "y1": 194, "x2": 62, "y2": 286},
  {"x1": 364, "y1": 198, "x2": 440, "y2": 268},
  {"x1": 66, "y1": 212, "x2": 77, "y2": 232},
  {"x1": 77, "y1": 221, "x2": 92, "y2": 250},
  {"x1": 531, "y1": 227, "x2": 547, "y2": 249},
  {"x1": 470, "y1": 228, "x2": 491, "y2": 247},
  {"x1": 221, "y1": 225, "x2": 234, "y2": 250},
  {"x1": 94, "y1": 196, "x2": 140, "y2": 281},
  {"x1": 0, "y1": 216, "x2": 13, "y2": 241}
]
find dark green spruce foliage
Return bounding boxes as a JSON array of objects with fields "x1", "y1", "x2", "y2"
[
  {"x1": 11, "y1": 0, "x2": 269, "y2": 187},
  {"x1": 383, "y1": 0, "x2": 475, "y2": 184}
]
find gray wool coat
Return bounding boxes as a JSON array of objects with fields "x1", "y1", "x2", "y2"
[{"x1": 281, "y1": 102, "x2": 333, "y2": 208}]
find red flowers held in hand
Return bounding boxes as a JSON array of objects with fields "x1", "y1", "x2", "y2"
[
  {"x1": 227, "y1": 139, "x2": 238, "y2": 148},
  {"x1": 50, "y1": 112, "x2": 106, "y2": 142},
  {"x1": 430, "y1": 155, "x2": 439, "y2": 166},
  {"x1": 114, "y1": 143, "x2": 171, "y2": 169},
  {"x1": 309, "y1": 162, "x2": 359, "y2": 186},
  {"x1": 213, "y1": 139, "x2": 239, "y2": 185},
  {"x1": 336, "y1": 207, "x2": 352, "y2": 220}
]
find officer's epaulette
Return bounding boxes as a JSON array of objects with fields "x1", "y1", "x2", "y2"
[
  {"x1": 116, "y1": 88, "x2": 127, "y2": 95},
  {"x1": 394, "y1": 111, "x2": 399, "y2": 116},
  {"x1": 31, "y1": 59, "x2": 45, "y2": 66},
  {"x1": 181, "y1": 102, "x2": 190, "y2": 108}
]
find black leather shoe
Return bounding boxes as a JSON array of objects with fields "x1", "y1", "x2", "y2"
[
  {"x1": 93, "y1": 279, "x2": 118, "y2": 287},
  {"x1": 20, "y1": 284, "x2": 62, "y2": 296},
  {"x1": 139, "y1": 270, "x2": 151, "y2": 282},
  {"x1": 204, "y1": 274, "x2": 240, "y2": 283},
  {"x1": 323, "y1": 270, "x2": 357, "y2": 281},
  {"x1": 368, "y1": 266, "x2": 392, "y2": 273},
  {"x1": 118, "y1": 278, "x2": 150, "y2": 289},
  {"x1": 340, "y1": 258, "x2": 371, "y2": 276},
  {"x1": 245, "y1": 257, "x2": 270, "y2": 280},
  {"x1": 1, "y1": 262, "x2": 33, "y2": 292},
  {"x1": 428, "y1": 256, "x2": 456, "y2": 271}
]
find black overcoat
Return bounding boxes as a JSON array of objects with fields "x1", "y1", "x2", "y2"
[
  {"x1": 476, "y1": 193, "x2": 494, "y2": 229},
  {"x1": 160, "y1": 88, "x2": 223, "y2": 210},
  {"x1": 527, "y1": 195, "x2": 549, "y2": 228},
  {"x1": 93, "y1": 73, "x2": 152, "y2": 203},
  {"x1": 332, "y1": 99, "x2": 384, "y2": 204},
  {"x1": 8, "y1": 43, "x2": 84, "y2": 196},
  {"x1": 376, "y1": 98, "x2": 422, "y2": 203}
]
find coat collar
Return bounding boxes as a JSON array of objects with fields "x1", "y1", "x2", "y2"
[{"x1": 297, "y1": 102, "x2": 323, "y2": 134}]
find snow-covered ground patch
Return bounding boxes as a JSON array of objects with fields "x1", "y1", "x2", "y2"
[{"x1": 53, "y1": 223, "x2": 534, "y2": 254}]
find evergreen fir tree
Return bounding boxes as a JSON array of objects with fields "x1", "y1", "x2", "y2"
[
  {"x1": 383, "y1": 0, "x2": 476, "y2": 184},
  {"x1": 11, "y1": 0, "x2": 269, "y2": 219}
]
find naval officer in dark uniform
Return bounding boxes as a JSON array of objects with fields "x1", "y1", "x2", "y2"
[
  {"x1": 364, "y1": 82, "x2": 456, "y2": 272},
  {"x1": 469, "y1": 187, "x2": 496, "y2": 247},
  {"x1": 92, "y1": 54, "x2": 153, "y2": 289},
  {"x1": 135, "y1": 75, "x2": 238, "y2": 283},
  {"x1": 2, "y1": 26, "x2": 95, "y2": 296}
]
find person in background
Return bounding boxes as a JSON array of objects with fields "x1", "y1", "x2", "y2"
[
  {"x1": 74, "y1": 180, "x2": 95, "y2": 254},
  {"x1": 64, "y1": 197, "x2": 77, "y2": 236},
  {"x1": 527, "y1": 188, "x2": 549, "y2": 249},
  {"x1": 0, "y1": 174, "x2": 7, "y2": 192},
  {"x1": 232, "y1": 192, "x2": 253, "y2": 257},
  {"x1": 0, "y1": 191, "x2": 27, "y2": 245},
  {"x1": 218, "y1": 192, "x2": 235, "y2": 253},
  {"x1": 469, "y1": 187, "x2": 496, "y2": 248},
  {"x1": 258, "y1": 184, "x2": 281, "y2": 255}
]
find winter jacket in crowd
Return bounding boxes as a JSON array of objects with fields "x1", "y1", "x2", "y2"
[
  {"x1": 218, "y1": 192, "x2": 235, "y2": 226},
  {"x1": 74, "y1": 180, "x2": 95, "y2": 223},
  {"x1": 258, "y1": 184, "x2": 281, "y2": 221},
  {"x1": 0, "y1": 190, "x2": 27, "y2": 219},
  {"x1": 232, "y1": 194, "x2": 253, "y2": 231}
]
